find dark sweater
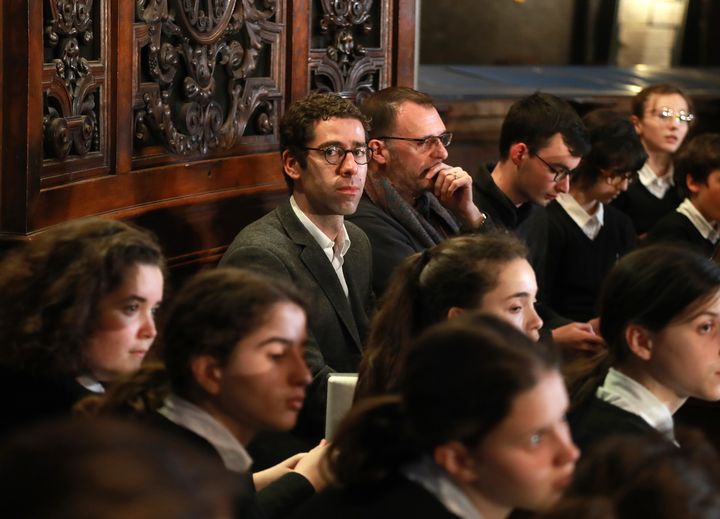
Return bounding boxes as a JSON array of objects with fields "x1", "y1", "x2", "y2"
[
  {"x1": 289, "y1": 476, "x2": 462, "y2": 519},
  {"x1": 569, "y1": 397, "x2": 659, "y2": 455},
  {"x1": 646, "y1": 210, "x2": 715, "y2": 258},
  {"x1": 612, "y1": 180, "x2": 680, "y2": 236},
  {"x1": 545, "y1": 201, "x2": 636, "y2": 322}
]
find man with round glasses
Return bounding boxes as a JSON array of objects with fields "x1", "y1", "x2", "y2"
[
  {"x1": 348, "y1": 86, "x2": 487, "y2": 295},
  {"x1": 221, "y1": 92, "x2": 374, "y2": 443}
]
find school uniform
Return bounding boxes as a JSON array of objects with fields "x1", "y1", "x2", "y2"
[
  {"x1": 646, "y1": 198, "x2": 719, "y2": 258},
  {"x1": 545, "y1": 194, "x2": 636, "y2": 322}
]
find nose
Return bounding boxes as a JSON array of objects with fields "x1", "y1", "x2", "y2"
[
  {"x1": 527, "y1": 305, "x2": 543, "y2": 341},
  {"x1": 289, "y1": 347, "x2": 312, "y2": 387},
  {"x1": 431, "y1": 138, "x2": 449, "y2": 161},
  {"x1": 337, "y1": 150, "x2": 360, "y2": 177},
  {"x1": 555, "y1": 175, "x2": 570, "y2": 193},
  {"x1": 139, "y1": 311, "x2": 157, "y2": 340},
  {"x1": 555, "y1": 424, "x2": 580, "y2": 466},
  {"x1": 618, "y1": 177, "x2": 630, "y2": 192}
]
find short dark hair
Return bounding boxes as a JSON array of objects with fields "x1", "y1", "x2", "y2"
[
  {"x1": 674, "y1": 133, "x2": 720, "y2": 198},
  {"x1": 360, "y1": 86, "x2": 436, "y2": 139},
  {"x1": 632, "y1": 83, "x2": 694, "y2": 119},
  {"x1": 0, "y1": 218, "x2": 164, "y2": 377},
  {"x1": 161, "y1": 268, "x2": 306, "y2": 400},
  {"x1": 499, "y1": 92, "x2": 590, "y2": 159},
  {"x1": 572, "y1": 109, "x2": 647, "y2": 190},
  {"x1": 279, "y1": 92, "x2": 370, "y2": 190}
]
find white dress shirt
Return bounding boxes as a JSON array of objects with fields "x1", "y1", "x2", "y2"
[
  {"x1": 556, "y1": 192, "x2": 604, "y2": 240},
  {"x1": 76, "y1": 375, "x2": 105, "y2": 394},
  {"x1": 638, "y1": 162, "x2": 674, "y2": 199},
  {"x1": 159, "y1": 393, "x2": 253, "y2": 473},
  {"x1": 290, "y1": 196, "x2": 351, "y2": 298},
  {"x1": 676, "y1": 198, "x2": 720, "y2": 244},
  {"x1": 403, "y1": 456, "x2": 485, "y2": 519},
  {"x1": 596, "y1": 367, "x2": 676, "y2": 443}
]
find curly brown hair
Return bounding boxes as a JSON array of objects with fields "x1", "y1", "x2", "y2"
[{"x1": 0, "y1": 218, "x2": 164, "y2": 377}]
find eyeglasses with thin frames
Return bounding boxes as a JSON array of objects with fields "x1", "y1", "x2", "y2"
[
  {"x1": 302, "y1": 145, "x2": 373, "y2": 165},
  {"x1": 533, "y1": 154, "x2": 572, "y2": 183},
  {"x1": 650, "y1": 106, "x2": 695, "y2": 124},
  {"x1": 379, "y1": 132, "x2": 453, "y2": 150}
]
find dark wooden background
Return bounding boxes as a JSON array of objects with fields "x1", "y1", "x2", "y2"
[{"x1": 0, "y1": 0, "x2": 416, "y2": 283}]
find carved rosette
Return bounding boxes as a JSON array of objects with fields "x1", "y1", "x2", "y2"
[
  {"x1": 134, "y1": 0, "x2": 283, "y2": 156},
  {"x1": 43, "y1": 0, "x2": 100, "y2": 160},
  {"x1": 311, "y1": 0, "x2": 383, "y2": 101}
]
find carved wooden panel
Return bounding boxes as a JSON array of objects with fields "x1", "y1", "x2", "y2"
[
  {"x1": 132, "y1": 0, "x2": 285, "y2": 165},
  {"x1": 41, "y1": 0, "x2": 109, "y2": 186},
  {"x1": 308, "y1": 0, "x2": 392, "y2": 102}
]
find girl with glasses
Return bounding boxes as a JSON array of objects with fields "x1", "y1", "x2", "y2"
[{"x1": 544, "y1": 109, "x2": 646, "y2": 324}]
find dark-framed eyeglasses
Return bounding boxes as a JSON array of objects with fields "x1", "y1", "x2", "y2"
[
  {"x1": 303, "y1": 145, "x2": 372, "y2": 165},
  {"x1": 378, "y1": 132, "x2": 453, "y2": 149},
  {"x1": 651, "y1": 106, "x2": 695, "y2": 124},
  {"x1": 533, "y1": 154, "x2": 572, "y2": 183},
  {"x1": 603, "y1": 169, "x2": 638, "y2": 185}
]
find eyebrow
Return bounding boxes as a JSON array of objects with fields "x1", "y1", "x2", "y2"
[
  {"x1": 255, "y1": 337, "x2": 299, "y2": 349},
  {"x1": 315, "y1": 140, "x2": 367, "y2": 148},
  {"x1": 505, "y1": 292, "x2": 532, "y2": 300}
]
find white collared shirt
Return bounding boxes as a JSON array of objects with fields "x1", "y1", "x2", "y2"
[
  {"x1": 76, "y1": 375, "x2": 105, "y2": 394},
  {"x1": 403, "y1": 456, "x2": 485, "y2": 519},
  {"x1": 159, "y1": 394, "x2": 253, "y2": 473},
  {"x1": 290, "y1": 196, "x2": 351, "y2": 297},
  {"x1": 596, "y1": 367, "x2": 676, "y2": 442},
  {"x1": 556, "y1": 192, "x2": 604, "y2": 240},
  {"x1": 638, "y1": 162, "x2": 674, "y2": 199},
  {"x1": 676, "y1": 198, "x2": 720, "y2": 244}
]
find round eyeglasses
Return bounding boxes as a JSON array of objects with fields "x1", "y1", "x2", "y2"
[
  {"x1": 651, "y1": 107, "x2": 695, "y2": 124},
  {"x1": 303, "y1": 145, "x2": 373, "y2": 165}
]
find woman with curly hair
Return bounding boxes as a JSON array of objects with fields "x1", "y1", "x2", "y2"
[{"x1": 0, "y1": 217, "x2": 164, "y2": 436}]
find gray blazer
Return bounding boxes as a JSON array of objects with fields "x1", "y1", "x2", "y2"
[{"x1": 219, "y1": 200, "x2": 374, "y2": 439}]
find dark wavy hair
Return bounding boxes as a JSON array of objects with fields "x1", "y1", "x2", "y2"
[
  {"x1": 0, "y1": 218, "x2": 164, "y2": 377},
  {"x1": 355, "y1": 233, "x2": 529, "y2": 400},
  {"x1": 330, "y1": 314, "x2": 559, "y2": 487},
  {"x1": 280, "y1": 92, "x2": 370, "y2": 189}
]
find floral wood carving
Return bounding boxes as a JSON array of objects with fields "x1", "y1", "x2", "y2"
[
  {"x1": 42, "y1": 0, "x2": 101, "y2": 160},
  {"x1": 134, "y1": 0, "x2": 283, "y2": 156},
  {"x1": 311, "y1": 0, "x2": 386, "y2": 102}
]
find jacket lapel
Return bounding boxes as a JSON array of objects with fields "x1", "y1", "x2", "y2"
[{"x1": 277, "y1": 202, "x2": 363, "y2": 351}]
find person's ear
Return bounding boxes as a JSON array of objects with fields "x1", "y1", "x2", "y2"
[
  {"x1": 190, "y1": 355, "x2": 223, "y2": 396},
  {"x1": 282, "y1": 149, "x2": 303, "y2": 183},
  {"x1": 630, "y1": 114, "x2": 642, "y2": 135},
  {"x1": 686, "y1": 173, "x2": 703, "y2": 196},
  {"x1": 624, "y1": 323, "x2": 654, "y2": 361},
  {"x1": 447, "y1": 306, "x2": 466, "y2": 320},
  {"x1": 433, "y1": 441, "x2": 478, "y2": 483},
  {"x1": 368, "y1": 138, "x2": 388, "y2": 165},
  {"x1": 509, "y1": 142, "x2": 528, "y2": 167}
]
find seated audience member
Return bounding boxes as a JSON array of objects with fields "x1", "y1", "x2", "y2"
[
  {"x1": 545, "y1": 110, "x2": 643, "y2": 323},
  {"x1": 0, "y1": 418, "x2": 238, "y2": 519},
  {"x1": 219, "y1": 92, "x2": 374, "y2": 442},
  {"x1": 88, "y1": 268, "x2": 327, "y2": 518},
  {"x1": 291, "y1": 315, "x2": 579, "y2": 519},
  {"x1": 567, "y1": 245, "x2": 720, "y2": 453},
  {"x1": 0, "y1": 218, "x2": 164, "y2": 437},
  {"x1": 355, "y1": 233, "x2": 543, "y2": 400},
  {"x1": 541, "y1": 431, "x2": 720, "y2": 519},
  {"x1": 646, "y1": 133, "x2": 720, "y2": 257},
  {"x1": 473, "y1": 91, "x2": 603, "y2": 351},
  {"x1": 613, "y1": 83, "x2": 693, "y2": 236},
  {"x1": 347, "y1": 86, "x2": 486, "y2": 296}
]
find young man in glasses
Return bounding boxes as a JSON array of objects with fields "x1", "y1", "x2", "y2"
[
  {"x1": 474, "y1": 92, "x2": 605, "y2": 352},
  {"x1": 347, "y1": 86, "x2": 487, "y2": 295},
  {"x1": 220, "y1": 92, "x2": 374, "y2": 443}
]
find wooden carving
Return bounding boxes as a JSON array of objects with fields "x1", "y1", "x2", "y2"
[
  {"x1": 133, "y1": 0, "x2": 283, "y2": 157},
  {"x1": 310, "y1": 0, "x2": 387, "y2": 102},
  {"x1": 42, "y1": 0, "x2": 101, "y2": 161}
]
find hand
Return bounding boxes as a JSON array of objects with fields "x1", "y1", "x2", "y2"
[
  {"x1": 551, "y1": 321, "x2": 605, "y2": 353},
  {"x1": 252, "y1": 452, "x2": 305, "y2": 491},
  {"x1": 426, "y1": 164, "x2": 484, "y2": 228},
  {"x1": 294, "y1": 439, "x2": 330, "y2": 492}
]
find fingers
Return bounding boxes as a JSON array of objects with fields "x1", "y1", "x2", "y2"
[
  {"x1": 280, "y1": 452, "x2": 306, "y2": 469},
  {"x1": 429, "y1": 165, "x2": 471, "y2": 202}
]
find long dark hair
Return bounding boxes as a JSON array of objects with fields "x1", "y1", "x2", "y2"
[
  {"x1": 0, "y1": 218, "x2": 164, "y2": 377},
  {"x1": 356, "y1": 233, "x2": 529, "y2": 400},
  {"x1": 331, "y1": 314, "x2": 559, "y2": 487},
  {"x1": 567, "y1": 245, "x2": 720, "y2": 407}
]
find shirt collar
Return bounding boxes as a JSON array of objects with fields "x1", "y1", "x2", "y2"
[
  {"x1": 556, "y1": 192, "x2": 604, "y2": 240},
  {"x1": 159, "y1": 394, "x2": 253, "y2": 473},
  {"x1": 676, "y1": 198, "x2": 720, "y2": 244},
  {"x1": 76, "y1": 375, "x2": 105, "y2": 394},
  {"x1": 403, "y1": 456, "x2": 486, "y2": 519},
  {"x1": 638, "y1": 162, "x2": 674, "y2": 199},
  {"x1": 290, "y1": 195, "x2": 351, "y2": 257},
  {"x1": 596, "y1": 368, "x2": 676, "y2": 442}
]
